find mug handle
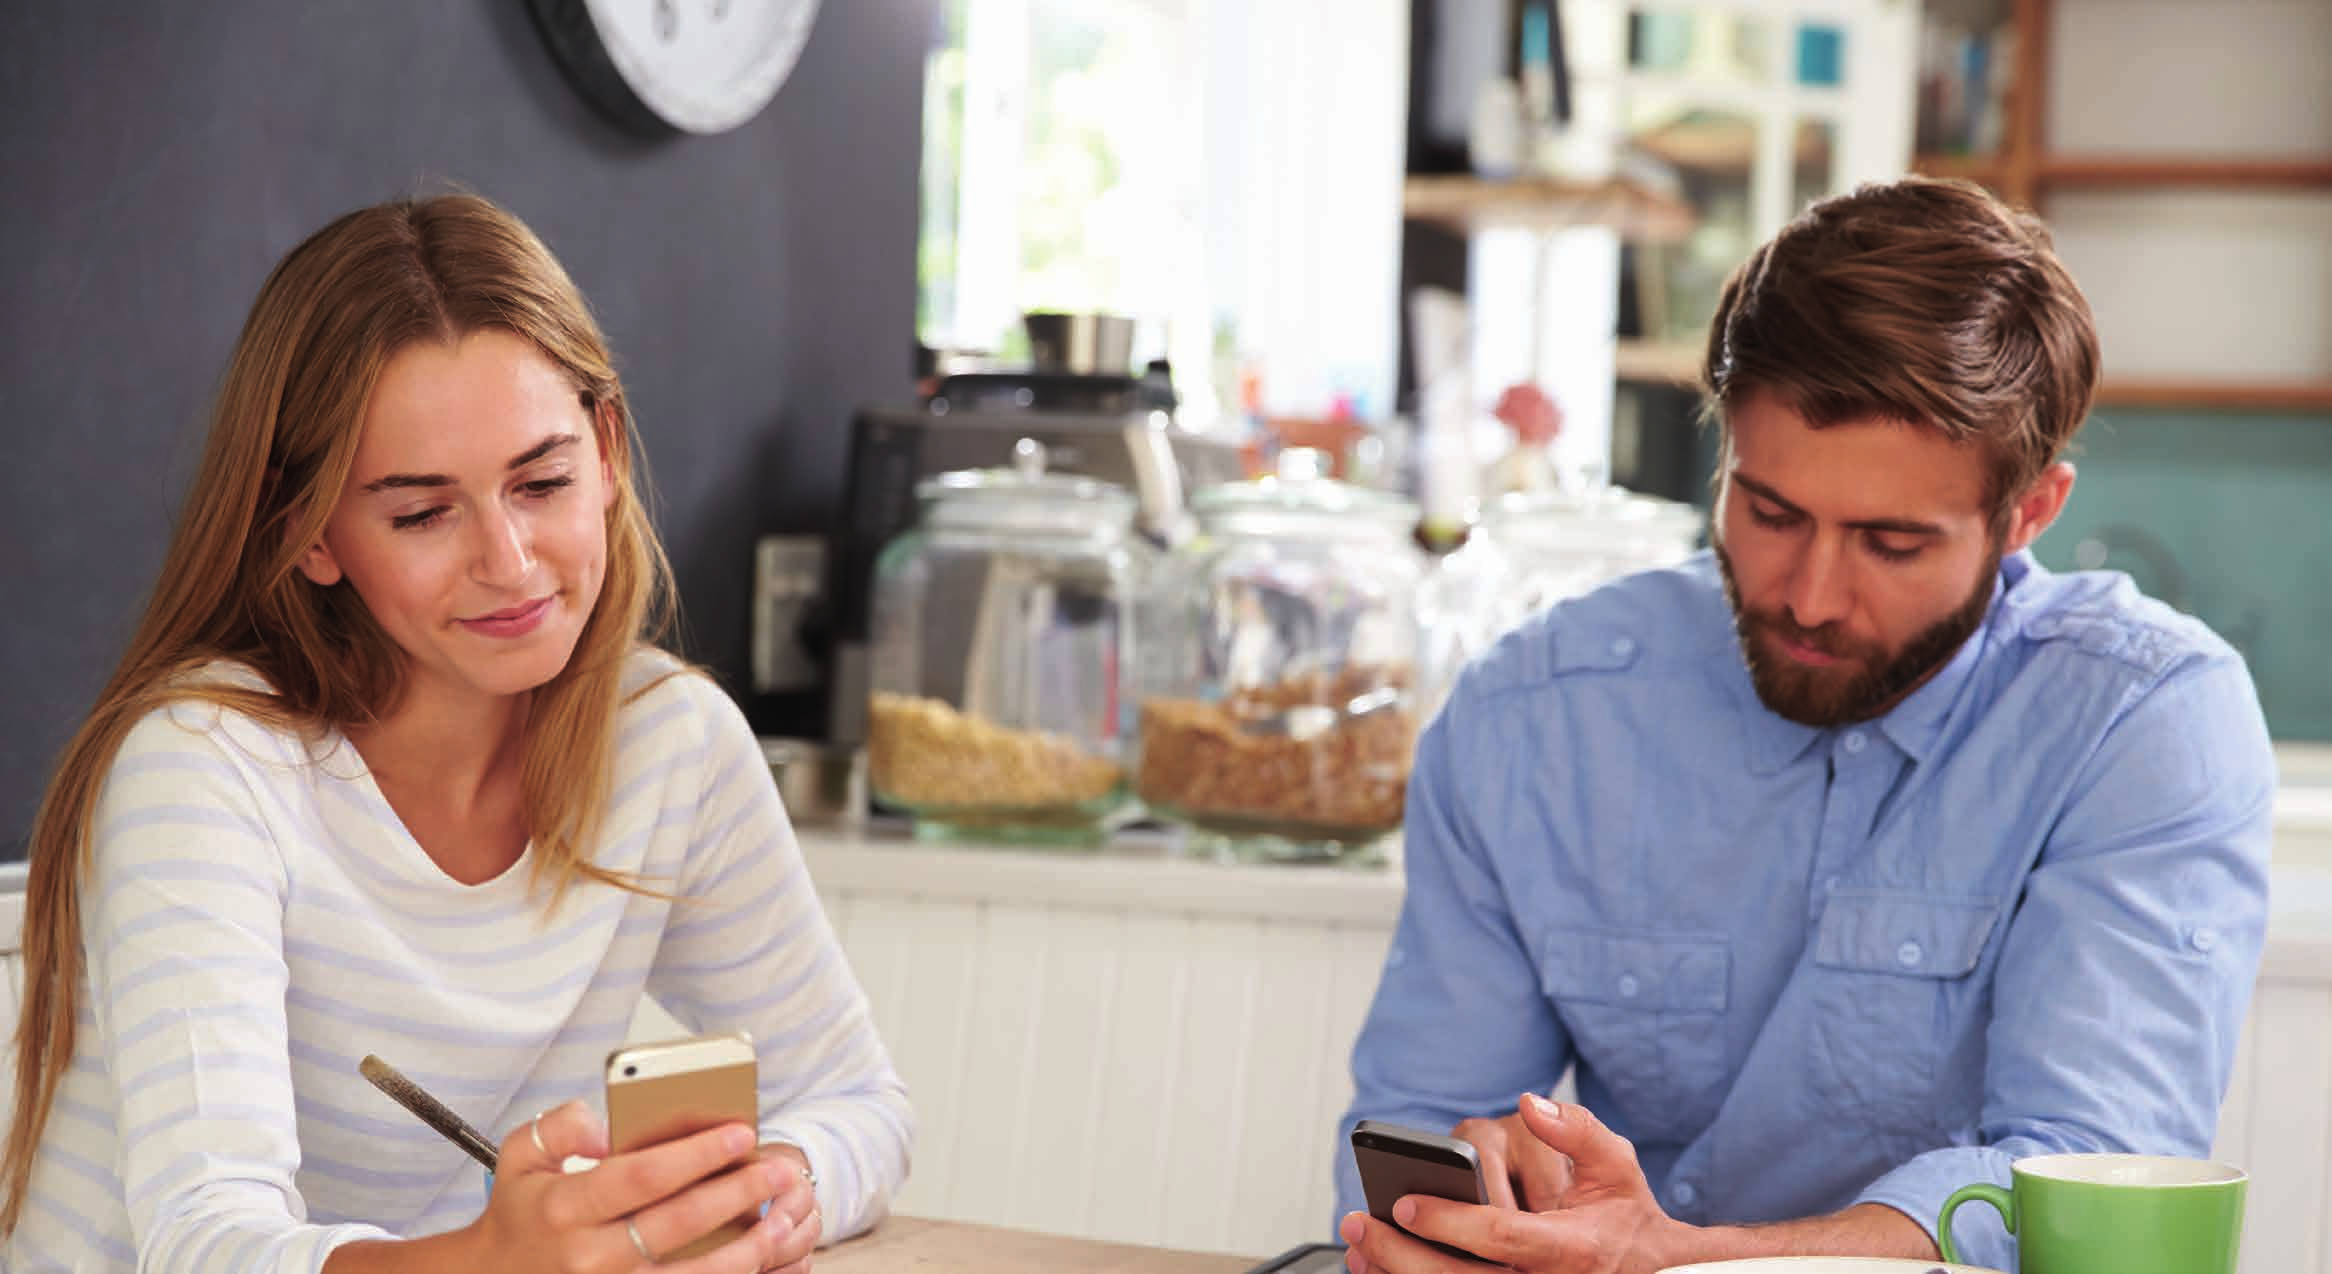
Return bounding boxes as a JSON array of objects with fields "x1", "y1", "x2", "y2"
[{"x1": 1937, "y1": 1183, "x2": 2016, "y2": 1265}]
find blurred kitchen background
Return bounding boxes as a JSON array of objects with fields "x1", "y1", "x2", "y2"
[
  {"x1": 8, "y1": 5, "x2": 2332, "y2": 1266},
  {"x1": 1, "y1": 0, "x2": 2327, "y2": 861}
]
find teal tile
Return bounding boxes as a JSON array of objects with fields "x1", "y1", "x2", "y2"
[{"x1": 2034, "y1": 408, "x2": 2332, "y2": 741}]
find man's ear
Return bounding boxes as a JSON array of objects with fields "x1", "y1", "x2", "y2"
[{"x1": 2003, "y1": 461, "x2": 2076, "y2": 555}]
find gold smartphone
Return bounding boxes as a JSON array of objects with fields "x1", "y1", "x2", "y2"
[{"x1": 605, "y1": 1031, "x2": 760, "y2": 1261}]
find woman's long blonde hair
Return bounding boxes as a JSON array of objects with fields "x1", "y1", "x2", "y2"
[{"x1": 2, "y1": 193, "x2": 679, "y2": 1233}]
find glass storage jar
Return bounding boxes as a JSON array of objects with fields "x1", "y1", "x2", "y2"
[
  {"x1": 1417, "y1": 488, "x2": 1702, "y2": 717},
  {"x1": 866, "y1": 442, "x2": 1146, "y2": 846},
  {"x1": 1134, "y1": 453, "x2": 1426, "y2": 862}
]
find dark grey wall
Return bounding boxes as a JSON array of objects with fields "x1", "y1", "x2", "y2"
[{"x1": 0, "y1": 3, "x2": 935, "y2": 860}]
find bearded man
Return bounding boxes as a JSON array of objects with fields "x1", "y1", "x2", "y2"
[{"x1": 1334, "y1": 177, "x2": 2273, "y2": 1274}]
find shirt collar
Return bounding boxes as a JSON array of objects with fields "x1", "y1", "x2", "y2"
[{"x1": 1728, "y1": 552, "x2": 2026, "y2": 774}]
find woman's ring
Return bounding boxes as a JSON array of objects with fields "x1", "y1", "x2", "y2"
[
  {"x1": 626, "y1": 1217, "x2": 654, "y2": 1261},
  {"x1": 529, "y1": 1114, "x2": 549, "y2": 1156}
]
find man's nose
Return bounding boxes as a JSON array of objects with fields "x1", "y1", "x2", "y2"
[{"x1": 1783, "y1": 534, "x2": 1853, "y2": 631}]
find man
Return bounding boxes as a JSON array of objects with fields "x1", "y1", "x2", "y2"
[{"x1": 1334, "y1": 177, "x2": 2273, "y2": 1274}]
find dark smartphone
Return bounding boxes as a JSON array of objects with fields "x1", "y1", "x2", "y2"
[{"x1": 1350, "y1": 1119, "x2": 1490, "y2": 1263}]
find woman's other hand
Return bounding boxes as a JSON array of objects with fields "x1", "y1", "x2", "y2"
[
  {"x1": 467, "y1": 1099, "x2": 800, "y2": 1272},
  {"x1": 751, "y1": 1142, "x2": 823, "y2": 1273}
]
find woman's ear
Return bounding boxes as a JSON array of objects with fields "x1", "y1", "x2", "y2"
[
  {"x1": 295, "y1": 539, "x2": 343, "y2": 587},
  {"x1": 291, "y1": 509, "x2": 344, "y2": 587},
  {"x1": 590, "y1": 396, "x2": 625, "y2": 511}
]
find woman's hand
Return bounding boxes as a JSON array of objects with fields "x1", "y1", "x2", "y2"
[
  {"x1": 751, "y1": 1142, "x2": 823, "y2": 1273},
  {"x1": 467, "y1": 1099, "x2": 802, "y2": 1272}
]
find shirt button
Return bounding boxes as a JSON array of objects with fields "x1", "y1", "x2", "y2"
[
  {"x1": 1611, "y1": 637, "x2": 1637, "y2": 658},
  {"x1": 1823, "y1": 876, "x2": 1841, "y2": 893},
  {"x1": 1896, "y1": 940, "x2": 1924, "y2": 968},
  {"x1": 2192, "y1": 928, "x2": 2218, "y2": 953},
  {"x1": 1842, "y1": 730, "x2": 1868, "y2": 754},
  {"x1": 1673, "y1": 1181, "x2": 1698, "y2": 1207},
  {"x1": 1616, "y1": 975, "x2": 1641, "y2": 999}
]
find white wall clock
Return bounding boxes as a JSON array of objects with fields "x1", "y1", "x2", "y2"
[{"x1": 528, "y1": 0, "x2": 823, "y2": 135}]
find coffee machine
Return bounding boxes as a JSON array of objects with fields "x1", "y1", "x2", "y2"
[{"x1": 752, "y1": 344, "x2": 1245, "y2": 747}]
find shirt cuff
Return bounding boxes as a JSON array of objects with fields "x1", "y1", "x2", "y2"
[
  {"x1": 1853, "y1": 1144, "x2": 2016, "y2": 1271},
  {"x1": 305, "y1": 1222, "x2": 402, "y2": 1273},
  {"x1": 757, "y1": 1119, "x2": 843, "y2": 1242}
]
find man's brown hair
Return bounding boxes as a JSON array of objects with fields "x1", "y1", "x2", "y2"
[{"x1": 1702, "y1": 176, "x2": 2101, "y2": 525}]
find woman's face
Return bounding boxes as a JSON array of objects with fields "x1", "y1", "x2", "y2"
[{"x1": 298, "y1": 328, "x2": 614, "y2": 711}]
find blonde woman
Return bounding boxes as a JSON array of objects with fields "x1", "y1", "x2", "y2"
[{"x1": 1, "y1": 194, "x2": 911, "y2": 1273}]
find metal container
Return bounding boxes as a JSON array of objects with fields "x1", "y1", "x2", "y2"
[
  {"x1": 760, "y1": 738, "x2": 868, "y2": 829},
  {"x1": 1022, "y1": 311, "x2": 1136, "y2": 374}
]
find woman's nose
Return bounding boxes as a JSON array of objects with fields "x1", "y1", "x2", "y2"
[{"x1": 472, "y1": 505, "x2": 534, "y2": 587}]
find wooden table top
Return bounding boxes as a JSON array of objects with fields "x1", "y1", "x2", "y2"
[{"x1": 819, "y1": 1216, "x2": 1258, "y2": 1274}]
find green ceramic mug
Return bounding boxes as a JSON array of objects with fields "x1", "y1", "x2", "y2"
[{"x1": 1938, "y1": 1153, "x2": 2247, "y2": 1274}]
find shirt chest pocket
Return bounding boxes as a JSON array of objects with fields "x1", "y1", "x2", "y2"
[
  {"x1": 1536, "y1": 928, "x2": 1730, "y2": 1141},
  {"x1": 1806, "y1": 891, "x2": 2001, "y2": 1137}
]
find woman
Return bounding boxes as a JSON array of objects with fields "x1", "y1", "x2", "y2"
[{"x1": 1, "y1": 194, "x2": 912, "y2": 1272}]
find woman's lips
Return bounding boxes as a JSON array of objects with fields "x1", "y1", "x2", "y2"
[{"x1": 458, "y1": 596, "x2": 552, "y2": 639}]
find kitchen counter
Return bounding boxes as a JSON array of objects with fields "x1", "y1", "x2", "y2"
[{"x1": 2, "y1": 774, "x2": 2329, "y2": 1271}]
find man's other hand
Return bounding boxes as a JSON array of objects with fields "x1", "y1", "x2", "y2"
[{"x1": 1340, "y1": 1094, "x2": 1691, "y2": 1274}]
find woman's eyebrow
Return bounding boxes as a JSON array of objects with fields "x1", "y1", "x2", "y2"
[{"x1": 358, "y1": 433, "x2": 579, "y2": 495}]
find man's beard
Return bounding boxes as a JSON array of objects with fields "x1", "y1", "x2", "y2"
[{"x1": 1715, "y1": 541, "x2": 1999, "y2": 729}]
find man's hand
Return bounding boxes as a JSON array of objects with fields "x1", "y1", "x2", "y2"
[
  {"x1": 1340, "y1": 1094, "x2": 1691, "y2": 1274},
  {"x1": 1453, "y1": 1104, "x2": 1573, "y2": 1212}
]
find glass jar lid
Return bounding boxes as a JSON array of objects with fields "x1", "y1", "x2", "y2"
[
  {"x1": 1482, "y1": 487, "x2": 1701, "y2": 550},
  {"x1": 916, "y1": 438, "x2": 1136, "y2": 535},
  {"x1": 1191, "y1": 447, "x2": 1417, "y2": 537}
]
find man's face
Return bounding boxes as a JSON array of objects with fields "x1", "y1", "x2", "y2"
[{"x1": 1712, "y1": 390, "x2": 2006, "y2": 728}]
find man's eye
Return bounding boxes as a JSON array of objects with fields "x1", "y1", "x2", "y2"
[
  {"x1": 1748, "y1": 502, "x2": 1796, "y2": 529},
  {"x1": 1866, "y1": 534, "x2": 1924, "y2": 563}
]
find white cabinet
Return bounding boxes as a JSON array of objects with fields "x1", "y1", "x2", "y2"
[{"x1": 795, "y1": 832, "x2": 2332, "y2": 1270}]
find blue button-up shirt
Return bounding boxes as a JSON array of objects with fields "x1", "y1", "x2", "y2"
[{"x1": 1336, "y1": 551, "x2": 2273, "y2": 1271}]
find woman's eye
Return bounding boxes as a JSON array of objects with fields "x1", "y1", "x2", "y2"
[
  {"x1": 520, "y1": 475, "x2": 576, "y2": 500},
  {"x1": 391, "y1": 507, "x2": 449, "y2": 531}
]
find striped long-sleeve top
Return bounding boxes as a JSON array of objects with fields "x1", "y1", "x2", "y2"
[{"x1": 5, "y1": 652, "x2": 913, "y2": 1272}]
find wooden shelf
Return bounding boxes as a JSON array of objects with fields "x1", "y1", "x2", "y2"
[
  {"x1": 1403, "y1": 175, "x2": 1696, "y2": 242},
  {"x1": 1635, "y1": 116, "x2": 1832, "y2": 178},
  {"x1": 1913, "y1": 152, "x2": 2006, "y2": 186},
  {"x1": 1614, "y1": 340, "x2": 1704, "y2": 386},
  {"x1": 2040, "y1": 156, "x2": 2332, "y2": 190},
  {"x1": 2094, "y1": 380, "x2": 2332, "y2": 413}
]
